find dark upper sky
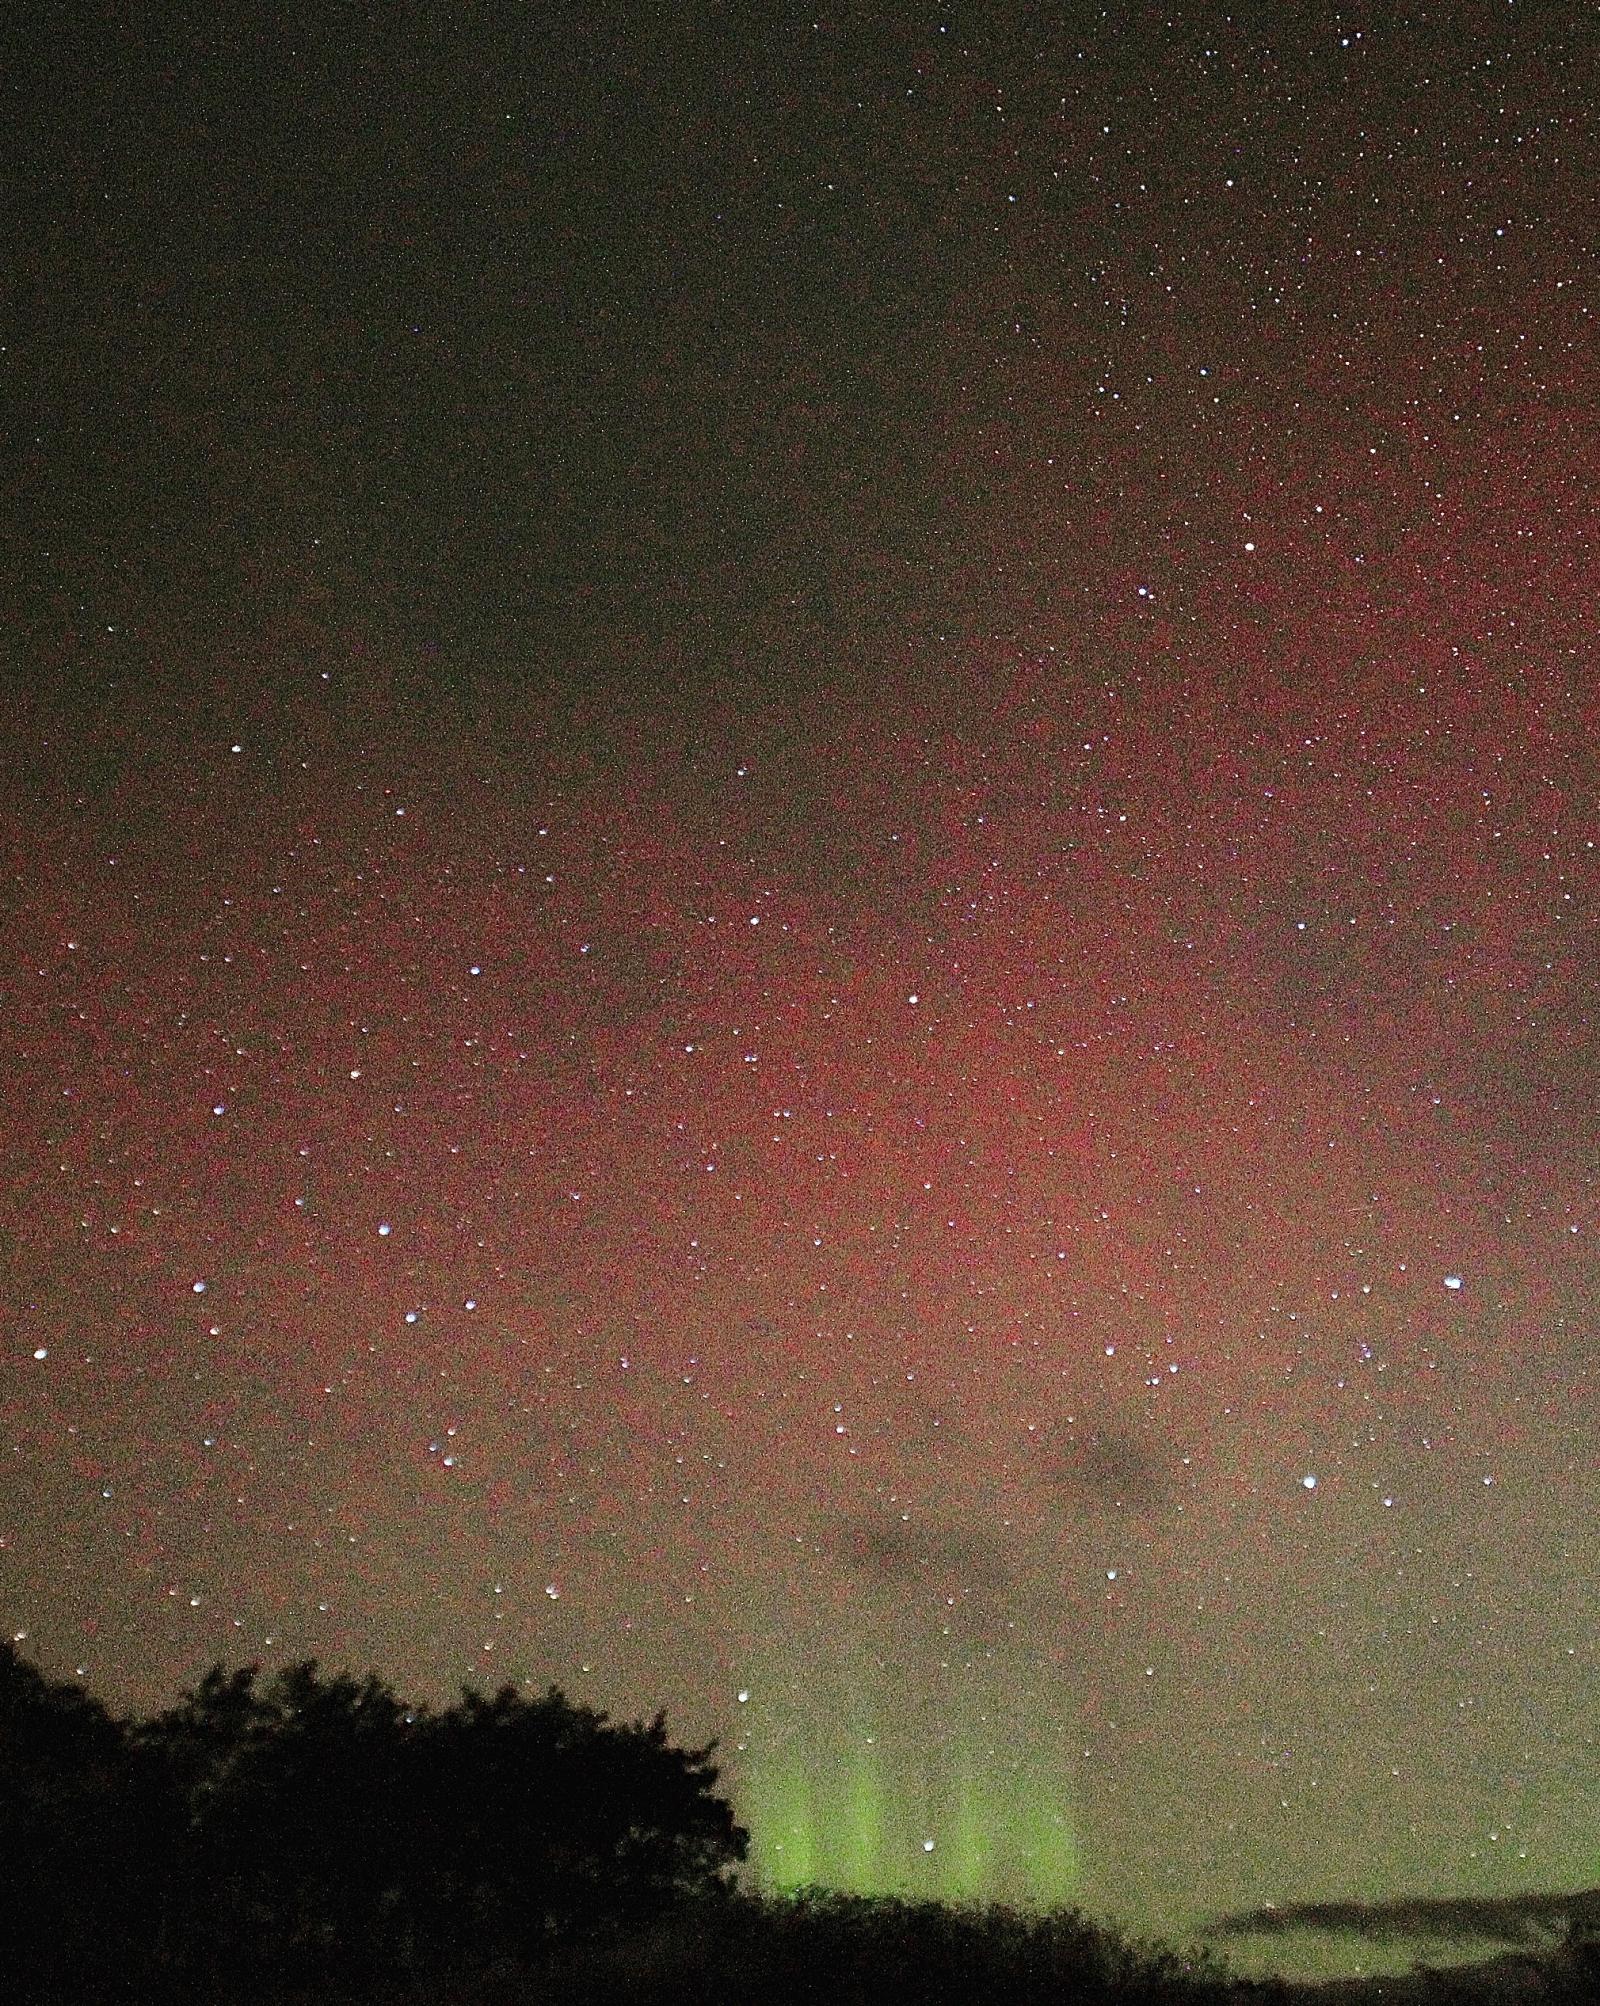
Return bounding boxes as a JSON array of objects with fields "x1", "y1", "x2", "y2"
[
  {"x1": 4, "y1": 1, "x2": 1598, "y2": 1977},
  {"x1": 18, "y1": 4, "x2": 1592, "y2": 665}
]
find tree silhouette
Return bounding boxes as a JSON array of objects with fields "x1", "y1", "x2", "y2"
[
  {"x1": 402, "y1": 1682, "x2": 748, "y2": 1959},
  {"x1": 0, "y1": 1641, "x2": 152, "y2": 1991},
  {"x1": 128, "y1": 1656, "x2": 748, "y2": 1979},
  {"x1": 134, "y1": 1658, "x2": 417, "y2": 1975}
]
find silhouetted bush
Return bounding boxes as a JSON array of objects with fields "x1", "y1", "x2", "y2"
[
  {"x1": 127, "y1": 1654, "x2": 748, "y2": 1983},
  {"x1": 395, "y1": 1680, "x2": 748, "y2": 1962},
  {"x1": 534, "y1": 1887, "x2": 1271, "y2": 2006},
  {"x1": 0, "y1": 1642, "x2": 163, "y2": 1995},
  {"x1": 1554, "y1": 1920, "x2": 1600, "y2": 2003},
  {"x1": 0, "y1": 1642, "x2": 749, "y2": 1998},
  {"x1": 133, "y1": 1658, "x2": 423, "y2": 1977}
]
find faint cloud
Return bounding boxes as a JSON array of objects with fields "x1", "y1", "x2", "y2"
[
  {"x1": 821, "y1": 1509, "x2": 1020, "y2": 1650},
  {"x1": 826, "y1": 1512, "x2": 999, "y2": 1585},
  {"x1": 1029, "y1": 1416, "x2": 1168, "y2": 1512},
  {"x1": 1207, "y1": 1889, "x2": 1600, "y2": 1949}
]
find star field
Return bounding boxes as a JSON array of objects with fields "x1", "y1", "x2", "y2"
[{"x1": 3, "y1": 1, "x2": 1597, "y2": 1976}]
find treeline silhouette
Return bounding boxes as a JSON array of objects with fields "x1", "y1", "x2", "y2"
[
  {"x1": 1, "y1": 1639, "x2": 1283, "y2": 2005},
  {"x1": 0, "y1": 1639, "x2": 743, "y2": 1999}
]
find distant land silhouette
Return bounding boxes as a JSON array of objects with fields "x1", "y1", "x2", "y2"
[{"x1": 1213, "y1": 1887, "x2": 1600, "y2": 1951}]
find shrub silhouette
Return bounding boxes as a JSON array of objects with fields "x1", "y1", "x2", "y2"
[
  {"x1": 133, "y1": 1658, "x2": 420, "y2": 1976},
  {"x1": 536, "y1": 1887, "x2": 1270, "y2": 2006},
  {"x1": 0, "y1": 1642, "x2": 158, "y2": 1993},
  {"x1": 399, "y1": 1680, "x2": 749, "y2": 1961},
  {"x1": 128, "y1": 1654, "x2": 748, "y2": 1981}
]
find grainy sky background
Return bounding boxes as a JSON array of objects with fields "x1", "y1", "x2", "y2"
[{"x1": 4, "y1": 0, "x2": 1598, "y2": 1976}]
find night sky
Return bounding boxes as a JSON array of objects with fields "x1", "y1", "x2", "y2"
[{"x1": 5, "y1": 0, "x2": 1598, "y2": 1976}]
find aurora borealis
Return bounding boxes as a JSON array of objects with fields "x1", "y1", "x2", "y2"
[{"x1": 4, "y1": 0, "x2": 1598, "y2": 1977}]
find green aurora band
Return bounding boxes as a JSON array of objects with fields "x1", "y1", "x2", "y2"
[{"x1": 739, "y1": 1730, "x2": 1081, "y2": 1906}]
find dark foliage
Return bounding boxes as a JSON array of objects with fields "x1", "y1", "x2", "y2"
[
  {"x1": 0, "y1": 1642, "x2": 164, "y2": 1994},
  {"x1": 1556, "y1": 1921, "x2": 1600, "y2": 2003},
  {"x1": 0, "y1": 1640, "x2": 746, "y2": 1997},
  {"x1": 534, "y1": 1888, "x2": 1280, "y2": 2006}
]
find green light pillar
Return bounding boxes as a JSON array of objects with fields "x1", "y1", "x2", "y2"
[
  {"x1": 948, "y1": 1744, "x2": 991, "y2": 1900},
  {"x1": 1013, "y1": 1793, "x2": 1082, "y2": 1905},
  {"x1": 749, "y1": 1760, "x2": 817, "y2": 1891},
  {"x1": 838, "y1": 1734, "x2": 884, "y2": 1892}
]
